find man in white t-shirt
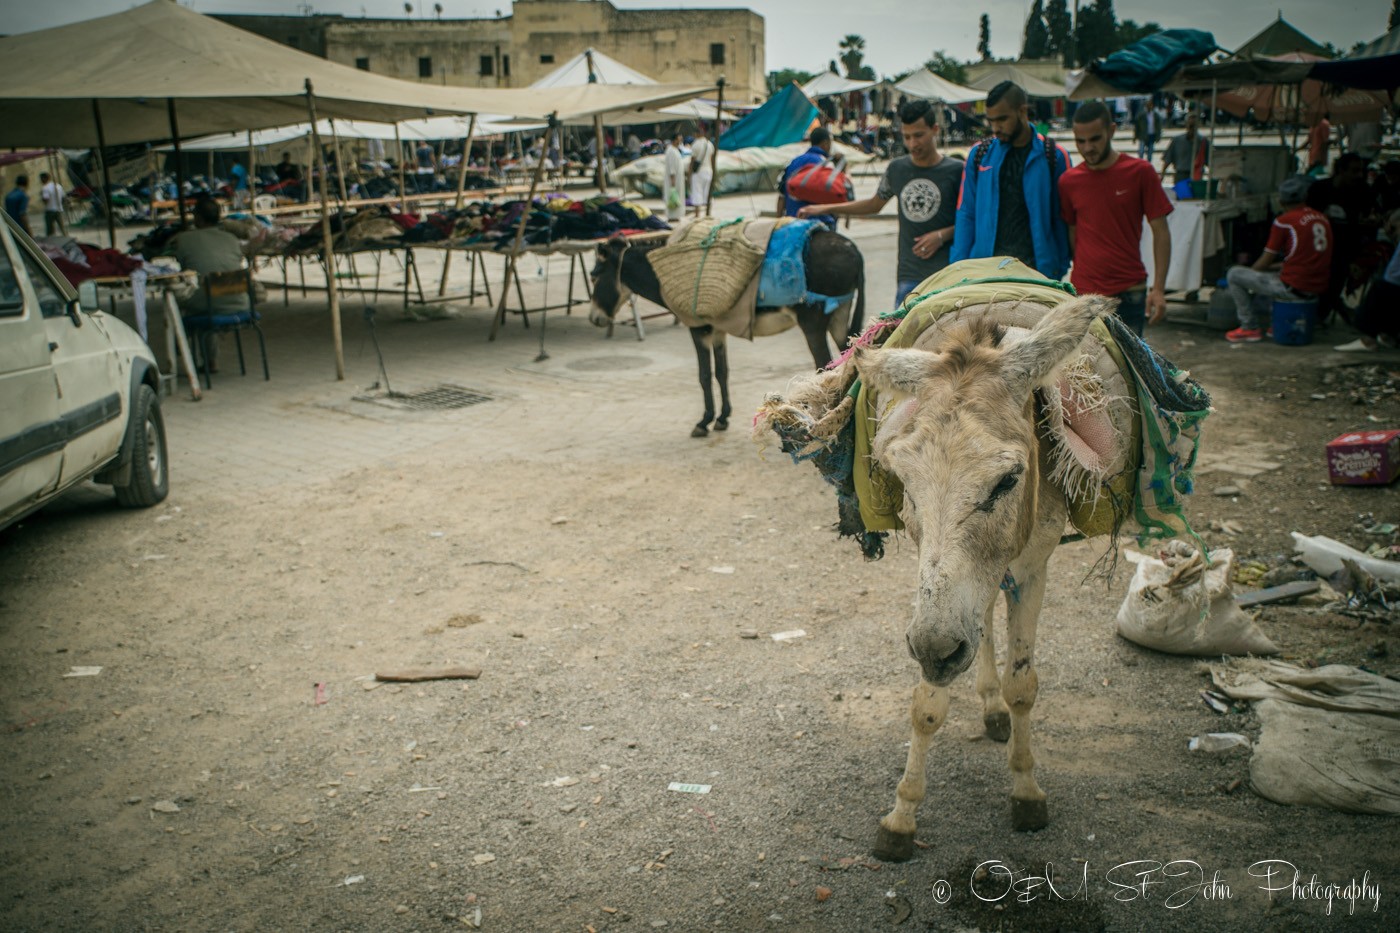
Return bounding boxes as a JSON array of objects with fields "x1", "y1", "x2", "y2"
[
  {"x1": 39, "y1": 171, "x2": 65, "y2": 236},
  {"x1": 688, "y1": 125, "x2": 714, "y2": 213}
]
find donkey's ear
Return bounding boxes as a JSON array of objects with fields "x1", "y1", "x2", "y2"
[
  {"x1": 854, "y1": 346, "x2": 944, "y2": 396},
  {"x1": 1001, "y1": 295, "x2": 1112, "y2": 392}
]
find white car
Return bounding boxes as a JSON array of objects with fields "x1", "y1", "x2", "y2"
[{"x1": 1, "y1": 212, "x2": 169, "y2": 529}]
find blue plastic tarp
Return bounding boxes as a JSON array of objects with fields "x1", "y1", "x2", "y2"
[
  {"x1": 1090, "y1": 29, "x2": 1217, "y2": 93},
  {"x1": 718, "y1": 83, "x2": 818, "y2": 152}
]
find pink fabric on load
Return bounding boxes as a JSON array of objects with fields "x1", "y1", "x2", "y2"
[{"x1": 1057, "y1": 377, "x2": 1118, "y2": 472}]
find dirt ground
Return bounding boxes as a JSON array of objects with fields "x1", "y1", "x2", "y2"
[{"x1": 2, "y1": 215, "x2": 1398, "y2": 932}]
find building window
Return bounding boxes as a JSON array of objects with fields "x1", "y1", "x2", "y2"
[
  {"x1": 355, "y1": 57, "x2": 369, "y2": 71},
  {"x1": 480, "y1": 55, "x2": 494, "y2": 76},
  {"x1": 419, "y1": 56, "x2": 433, "y2": 78},
  {"x1": 710, "y1": 43, "x2": 725, "y2": 65},
  {"x1": 539, "y1": 54, "x2": 554, "y2": 64},
  {"x1": 502, "y1": 55, "x2": 511, "y2": 77}
]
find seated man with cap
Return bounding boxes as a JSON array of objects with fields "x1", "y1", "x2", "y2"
[{"x1": 1224, "y1": 175, "x2": 1334, "y2": 343}]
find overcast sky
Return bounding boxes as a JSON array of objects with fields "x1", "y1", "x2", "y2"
[{"x1": 1, "y1": 0, "x2": 1391, "y2": 76}]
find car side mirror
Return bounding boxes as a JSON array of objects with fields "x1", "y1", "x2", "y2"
[
  {"x1": 78, "y1": 279, "x2": 98, "y2": 310},
  {"x1": 66, "y1": 297, "x2": 84, "y2": 327}
]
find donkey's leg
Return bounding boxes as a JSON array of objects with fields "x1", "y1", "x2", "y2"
[
  {"x1": 712, "y1": 333, "x2": 732, "y2": 431},
  {"x1": 690, "y1": 326, "x2": 716, "y2": 438},
  {"x1": 975, "y1": 602, "x2": 1011, "y2": 743},
  {"x1": 1003, "y1": 563, "x2": 1050, "y2": 831},
  {"x1": 873, "y1": 678, "x2": 949, "y2": 862},
  {"x1": 795, "y1": 303, "x2": 834, "y2": 370}
]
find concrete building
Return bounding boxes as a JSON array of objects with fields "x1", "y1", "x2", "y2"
[{"x1": 216, "y1": 1, "x2": 766, "y2": 104}]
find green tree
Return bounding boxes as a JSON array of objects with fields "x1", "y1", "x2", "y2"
[
  {"x1": 978, "y1": 14, "x2": 992, "y2": 60},
  {"x1": 1023, "y1": 1, "x2": 1050, "y2": 59},
  {"x1": 766, "y1": 68, "x2": 815, "y2": 96},
  {"x1": 1044, "y1": 0, "x2": 1073, "y2": 66},
  {"x1": 1074, "y1": 0, "x2": 1119, "y2": 66},
  {"x1": 1116, "y1": 19, "x2": 1161, "y2": 48},
  {"x1": 839, "y1": 35, "x2": 874, "y2": 80},
  {"x1": 924, "y1": 51, "x2": 969, "y2": 85}
]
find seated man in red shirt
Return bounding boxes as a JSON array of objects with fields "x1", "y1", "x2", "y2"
[
  {"x1": 1059, "y1": 100, "x2": 1173, "y2": 336},
  {"x1": 1225, "y1": 176, "x2": 1333, "y2": 343}
]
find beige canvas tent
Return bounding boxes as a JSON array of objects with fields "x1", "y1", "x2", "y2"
[
  {"x1": 0, "y1": 0, "x2": 709, "y2": 147},
  {"x1": 967, "y1": 64, "x2": 1065, "y2": 99},
  {"x1": 892, "y1": 70, "x2": 984, "y2": 105}
]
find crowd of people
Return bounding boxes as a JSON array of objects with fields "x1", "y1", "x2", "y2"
[{"x1": 776, "y1": 82, "x2": 1397, "y2": 350}]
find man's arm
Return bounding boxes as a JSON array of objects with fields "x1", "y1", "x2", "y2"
[
  {"x1": 950, "y1": 166, "x2": 977, "y2": 262},
  {"x1": 1251, "y1": 249, "x2": 1280, "y2": 272},
  {"x1": 1147, "y1": 215, "x2": 1171, "y2": 324},
  {"x1": 797, "y1": 195, "x2": 888, "y2": 219},
  {"x1": 1066, "y1": 225, "x2": 1076, "y2": 256}
]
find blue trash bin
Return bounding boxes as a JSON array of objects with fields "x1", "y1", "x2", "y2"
[{"x1": 1271, "y1": 298, "x2": 1317, "y2": 346}]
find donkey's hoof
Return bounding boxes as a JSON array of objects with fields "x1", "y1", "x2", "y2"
[
  {"x1": 690, "y1": 425, "x2": 709, "y2": 438},
  {"x1": 715, "y1": 418, "x2": 730, "y2": 432},
  {"x1": 984, "y1": 711, "x2": 1011, "y2": 743},
  {"x1": 872, "y1": 825, "x2": 916, "y2": 862},
  {"x1": 1011, "y1": 797, "x2": 1049, "y2": 832}
]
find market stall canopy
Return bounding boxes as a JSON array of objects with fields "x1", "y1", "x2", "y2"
[
  {"x1": 802, "y1": 72, "x2": 878, "y2": 98},
  {"x1": 966, "y1": 64, "x2": 1065, "y2": 98},
  {"x1": 1188, "y1": 53, "x2": 1389, "y2": 123},
  {"x1": 718, "y1": 83, "x2": 818, "y2": 151},
  {"x1": 523, "y1": 47, "x2": 731, "y2": 125},
  {"x1": 164, "y1": 116, "x2": 540, "y2": 152},
  {"x1": 0, "y1": 0, "x2": 710, "y2": 147},
  {"x1": 1233, "y1": 15, "x2": 1329, "y2": 58},
  {"x1": 1310, "y1": 25, "x2": 1400, "y2": 90},
  {"x1": 891, "y1": 69, "x2": 983, "y2": 104}
]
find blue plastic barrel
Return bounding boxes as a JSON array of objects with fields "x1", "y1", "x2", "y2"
[{"x1": 1271, "y1": 298, "x2": 1317, "y2": 346}]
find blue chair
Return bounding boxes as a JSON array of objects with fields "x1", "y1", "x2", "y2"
[{"x1": 183, "y1": 268, "x2": 268, "y2": 389}]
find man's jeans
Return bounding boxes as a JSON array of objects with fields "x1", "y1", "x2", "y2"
[
  {"x1": 1113, "y1": 289, "x2": 1147, "y2": 336},
  {"x1": 894, "y1": 279, "x2": 921, "y2": 309},
  {"x1": 1137, "y1": 136, "x2": 1157, "y2": 160},
  {"x1": 1227, "y1": 265, "x2": 1293, "y2": 329}
]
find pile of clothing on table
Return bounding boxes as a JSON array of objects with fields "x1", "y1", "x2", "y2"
[
  {"x1": 128, "y1": 213, "x2": 297, "y2": 261},
  {"x1": 37, "y1": 236, "x2": 144, "y2": 285}
]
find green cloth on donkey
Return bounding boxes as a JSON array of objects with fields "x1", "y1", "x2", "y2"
[{"x1": 754, "y1": 257, "x2": 1211, "y2": 558}]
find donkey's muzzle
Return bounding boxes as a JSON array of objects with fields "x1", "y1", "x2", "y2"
[{"x1": 907, "y1": 629, "x2": 974, "y2": 686}]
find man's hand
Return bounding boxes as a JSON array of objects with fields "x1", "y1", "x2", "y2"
[
  {"x1": 1146, "y1": 288, "x2": 1167, "y2": 325},
  {"x1": 795, "y1": 204, "x2": 820, "y2": 220},
  {"x1": 912, "y1": 231, "x2": 941, "y2": 260}
]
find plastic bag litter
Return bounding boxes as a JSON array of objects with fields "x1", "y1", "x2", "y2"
[{"x1": 1116, "y1": 543, "x2": 1279, "y2": 656}]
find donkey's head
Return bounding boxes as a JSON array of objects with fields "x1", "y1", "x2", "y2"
[
  {"x1": 588, "y1": 238, "x2": 631, "y2": 326},
  {"x1": 854, "y1": 296, "x2": 1107, "y2": 686}
]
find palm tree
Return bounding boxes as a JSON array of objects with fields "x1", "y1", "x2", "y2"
[{"x1": 838, "y1": 34, "x2": 866, "y2": 78}]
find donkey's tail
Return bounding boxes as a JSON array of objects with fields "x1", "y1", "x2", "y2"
[{"x1": 847, "y1": 249, "x2": 866, "y2": 340}]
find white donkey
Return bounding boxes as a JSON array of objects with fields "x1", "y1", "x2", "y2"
[{"x1": 851, "y1": 296, "x2": 1109, "y2": 862}]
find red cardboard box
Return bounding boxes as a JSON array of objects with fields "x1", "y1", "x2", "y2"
[{"x1": 1326, "y1": 429, "x2": 1400, "y2": 485}]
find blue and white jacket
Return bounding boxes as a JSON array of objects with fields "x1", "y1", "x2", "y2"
[{"x1": 951, "y1": 133, "x2": 1072, "y2": 280}]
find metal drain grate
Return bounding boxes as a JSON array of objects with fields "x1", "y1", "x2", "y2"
[{"x1": 354, "y1": 384, "x2": 493, "y2": 411}]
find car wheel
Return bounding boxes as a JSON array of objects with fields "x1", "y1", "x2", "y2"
[{"x1": 114, "y1": 384, "x2": 169, "y2": 508}]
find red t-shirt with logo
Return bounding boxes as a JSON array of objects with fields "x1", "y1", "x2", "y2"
[
  {"x1": 1059, "y1": 154, "x2": 1174, "y2": 296},
  {"x1": 1265, "y1": 206, "x2": 1333, "y2": 296}
]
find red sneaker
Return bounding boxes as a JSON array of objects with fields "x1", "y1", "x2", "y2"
[{"x1": 1226, "y1": 327, "x2": 1264, "y2": 343}]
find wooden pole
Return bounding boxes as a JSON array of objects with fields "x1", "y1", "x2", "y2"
[
  {"x1": 90, "y1": 100, "x2": 117, "y2": 248},
  {"x1": 490, "y1": 113, "x2": 555, "y2": 342},
  {"x1": 328, "y1": 118, "x2": 350, "y2": 204},
  {"x1": 246, "y1": 130, "x2": 257, "y2": 207},
  {"x1": 1205, "y1": 80, "x2": 1217, "y2": 203},
  {"x1": 438, "y1": 113, "x2": 478, "y2": 297},
  {"x1": 166, "y1": 99, "x2": 187, "y2": 226},
  {"x1": 394, "y1": 124, "x2": 409, "y2": 213},
  {"x1": 707, "y1": 77, "x2": 725, "y2": 217},
  {"x1": 306, "y1": 80, "x2": 345, "y2": 381}
]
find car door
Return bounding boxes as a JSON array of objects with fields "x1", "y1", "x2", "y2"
[
  {"x1": 0, "y1": 216, "x2": 64, "y2": 523},
  {"x1": 12, "y1": 240, "x2": 126, "y2": 487}
]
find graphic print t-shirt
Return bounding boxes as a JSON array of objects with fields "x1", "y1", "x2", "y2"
[{"x1": 876, "y1": 155, "x2": 965, "y2": 283}]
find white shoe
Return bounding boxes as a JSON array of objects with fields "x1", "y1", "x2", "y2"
[{"x1": 1333, "y1": 338, "x2": 1376, "y2": 352}]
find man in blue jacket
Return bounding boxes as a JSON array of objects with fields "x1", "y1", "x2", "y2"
[
  {"x1": 951, "y1": 82, "x2": 1071, "y2": 280},
  {"x1": 778, "y1": 127, "x2": 840, "y2": 229}
]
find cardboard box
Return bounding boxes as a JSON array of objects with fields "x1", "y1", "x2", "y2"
[{"x1": 1326, "y1": 430, "x2": 1400, "y2": 485}]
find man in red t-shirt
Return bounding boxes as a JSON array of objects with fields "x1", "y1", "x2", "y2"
[
  {"x1": 1224, "y1": 175, "x2": 1333, "y2": 343},
  {"x1": 1059, "y1": 101, "x2": 1173, "y2": 336}
]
